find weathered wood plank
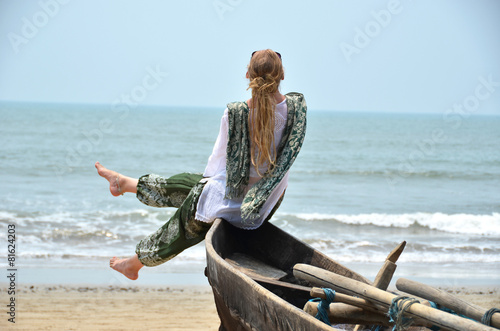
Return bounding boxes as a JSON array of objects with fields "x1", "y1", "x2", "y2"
[
  {"x1": 225, "y1": 252, "x2": 288, "y2": 281},
  {"x1": 304, "y1": 301, "x2": 392, "y2": 326},
  {"x1": 309, "y1": 287, "x2": 384, "y2": 313},
  {"x1": 387, "y1": 241, "x2": 406, "y2": 263},
  {"x1": 293, "y1": 263, "x2": 497, "y2": 331},
  {"x1": 396, "y1": 278, "x2": 500, "y2": 329},
  {"x1": 354, "y1": 241, "x2": 405, "y2": 331},
  {"x1": 206, "y1": 219, "x2": 343, "y2": 330}
]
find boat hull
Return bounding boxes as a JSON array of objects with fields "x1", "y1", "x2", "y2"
[{"x1": 205, "y1": 219, "x2": 371, "y2": 331}]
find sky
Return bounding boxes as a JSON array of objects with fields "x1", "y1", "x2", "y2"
[{"x1": 0, "y1": 0, "x2": 499, "y2": 114}]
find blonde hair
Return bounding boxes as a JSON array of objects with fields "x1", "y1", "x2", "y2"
[{"x1": 247, "y1": 49, "x2": 284, "y2": 177}]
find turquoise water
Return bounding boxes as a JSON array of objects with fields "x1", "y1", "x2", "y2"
[{"x1": 0, "y1": 102, "x2": 499, "y2": 284}]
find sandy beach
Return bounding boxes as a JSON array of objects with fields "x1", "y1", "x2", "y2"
[
  {"x1": 1, "y1": 285, "x2": 220, "y2": 330},
  {"x1": 1, "y1": 284, "x2": 498, "y2": 330}
]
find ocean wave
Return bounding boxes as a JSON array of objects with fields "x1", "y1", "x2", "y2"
[
  {"x1": 3, "y1": 241, "x2": 497, "y2": 265},
  {"x1": 312, "y1": 249, "x2": 500, "y2": 264},
  {"x1": 288, "y1": 212, "x2": 500, "y2": 236},
  {"x1": 2, "y1": 209, "x2": 499, "y2": 268},
  {"x1": 0, "y1": 208, "x2": 173, "y2": 229},
  {"x1": 304, "y1": 239, "x2": 500, "y2": 263},
  {"x1": 293, "y1": 168, "x2": 499, "y2": 180},
  {"x1": 3, "y1": 210, "x2": 500, "y2": 237}
]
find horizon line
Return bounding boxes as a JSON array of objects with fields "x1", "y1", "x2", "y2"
[{"x1": 1, "y1": 99, "x2": 499, "y2": 116}]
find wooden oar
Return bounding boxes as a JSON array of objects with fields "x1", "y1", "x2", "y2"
[
  {"x1": 304, "y1": 301, "x2": 392, "y2": 326},
  {"x1": 310, "y1": 287, "x2": 385, "y2": 313},
  {"x1": 396, "y1": 278, "x2": 500, "y2": 329},
  {"x1": 293, "y1": 263, "x2": 497, "y2": 331},
  {"x1": 353, "y1": 241, "x2": 406, "y2": 331},
  {"x1": 249, "y1": 274, "x2": 387, "y2": 314},
  {"x1": 373, "y1": 241, "x2": 406, "y2": 289},
  {"x1": 250, "y1": 273, "x2": 392, "y2": 325},
  {"x1": 309, "y1": 287, "x2": 392, "y2": 325}
]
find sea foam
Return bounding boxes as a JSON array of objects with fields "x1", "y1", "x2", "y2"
[{"x1": 293, "y1": 212, "x2": 500, "y2": 236}]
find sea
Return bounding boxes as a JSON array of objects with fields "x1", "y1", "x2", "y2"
[{"x1": 1, "y1": 102, "x2": 499, "y2": 287}]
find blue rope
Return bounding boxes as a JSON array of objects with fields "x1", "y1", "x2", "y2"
[
  {"x1": 309, "y1": 288, "x2": 336, "y2": 326},
  {"x1": 428, "y1": 300, "x2": 481, "y2": 330},
  {"x1": 387, "y1": 296, "x2": 420, "y2": 331},
  {"x1": 482, "y1": 308, "x2": 500, "y2": 326}
]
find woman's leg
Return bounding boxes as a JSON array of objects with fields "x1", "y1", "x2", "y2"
[
  {"x1": 135, "y1": 175, "x2": 211, "y2": 270},
  {"x1": 98, "y1": 169, "x2": 210, "y2": 279},
  {"x1": 95, "y1": 162, "x2": 138, "y2": 196},
  {"x1": 136, "y1": 173, "x2": 204, "y2": 208}
]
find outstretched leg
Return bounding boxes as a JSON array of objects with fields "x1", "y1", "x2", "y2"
[
  {"x1": 135, "y1": 173, "x2": 211, "y2": 268},
  {"x1": 109, "y1": 255, "x2": 144, "y2": 280},
  {"x1": 95, "y1": 162, "x2": 138, "y2": 196},
  {"x1": 103, "y1": 171, "x2": 209, "y2": 279}
]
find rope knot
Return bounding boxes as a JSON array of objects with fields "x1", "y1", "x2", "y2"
[
  {"x1": 482, "y1": 308, "x2": 500, "y2": 326},
  {"x1": 387, "y1": 296, "x2": 420, "y2": 331},
  {"x1": 309, "y1": 288, "x2": 336, "y2": 326}
]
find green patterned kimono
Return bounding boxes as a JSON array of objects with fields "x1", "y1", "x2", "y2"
[
  {"x1": 134, "y1": 92, "x2": 307, "y2": 267},
  {"x1": 225, "y1": 92, "x2": 307, "y2": 224}
]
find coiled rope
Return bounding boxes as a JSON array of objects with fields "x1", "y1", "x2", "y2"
[
  {"x1": 482, "y1": 308, "x2": 500, "y2": 326},
  {"x1": 309, "y1": 288, "x2": 336, "y2": 326},
  {"x1": 387, "y1": 296, "x2": 420, "y2": 331},
  {"x1": 427, "y1": 301, "x2": 469, "y2": 331},
  {"x1": 428, "y1": 301, "x2": 498, "y2": 329}
]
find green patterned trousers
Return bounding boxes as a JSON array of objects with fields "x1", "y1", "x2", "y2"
[
  {"x1": 135, "y1": 173, "x2": 211, "y2": 267},
  {"x1": 134, "y1": 172, "x2": 285, "y2": 267}
]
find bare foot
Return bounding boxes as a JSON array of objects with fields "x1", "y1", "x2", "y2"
[
  {"x1": 95, "y1": 162, "x2": 122, "y2": 196},
  {"x1": 109, "y1": 256, "x2": 143, "y2": 280}
]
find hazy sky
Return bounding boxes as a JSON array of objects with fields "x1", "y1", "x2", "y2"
[{"x1": 1, "y1": 0, "x2": 499, "y2": 113}]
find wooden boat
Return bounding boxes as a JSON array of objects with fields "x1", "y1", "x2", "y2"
[
  {"x1": 204, "y1": 218, "x2": 372, "y2": 331},
  {"x1": 205, "y1": 218, "x2": 499, "y2": 331}
]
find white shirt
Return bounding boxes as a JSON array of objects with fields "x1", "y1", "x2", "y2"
[{"x1": 195, "y1": 99, "x2": 289, "y2": 229}]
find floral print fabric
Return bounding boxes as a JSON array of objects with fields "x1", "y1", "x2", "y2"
[
  {"x1": 135, "y1": 173, "x2": 211, "y2": 266},
  {"x1": 225, "y1": 92, "x2": 307, "y2": 225}
]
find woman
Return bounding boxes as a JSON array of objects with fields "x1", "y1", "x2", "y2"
[{"x1": 95, "y1": 49, "x2": 307, "y2": 280}]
